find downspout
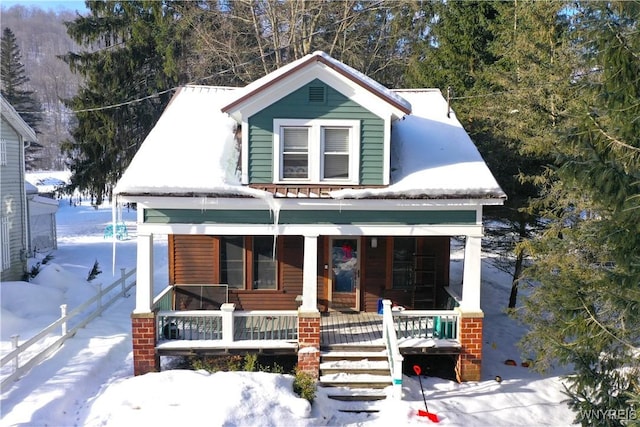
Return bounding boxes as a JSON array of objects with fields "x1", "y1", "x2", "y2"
[{"x1": 22, "y1": 137, "x2": 31, "y2": 261}]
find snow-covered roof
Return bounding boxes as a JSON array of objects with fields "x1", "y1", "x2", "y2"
[
  {"x1": 114, "y1": 86, "x2": 267, "y2": 198},
  {"x1": 114, "y1": 86, "x2": 505, "y2": 201},
  {"x1": 332, "y1": 90, "x2": 506, "y2": 200},
  {"x1": 1, "y1": 94, "x2": 37, "y2": 142}
]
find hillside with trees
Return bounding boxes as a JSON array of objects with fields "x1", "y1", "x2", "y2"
[{"x1": 1, "y1": 5, "x2": 83, "y2": 170}]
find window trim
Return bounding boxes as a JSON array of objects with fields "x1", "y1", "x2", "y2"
[
  {"x1": 273, "y1": 119, "x2": 360, "y2": 184},
  {"x1": 1, "y1": 216, "x2": 10, "y2": 271},
  {"x1": 0, "y1": 138, "x2": 7, "y2": 166}
]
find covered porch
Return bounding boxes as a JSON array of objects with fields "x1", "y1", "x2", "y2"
[{"x1": 152, "y1": 289, "x2": 461, "y2": 356}]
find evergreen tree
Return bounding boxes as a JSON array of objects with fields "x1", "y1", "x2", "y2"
[
  {"x1": 519, "y1": 1, "x2": 640, "y2": 423},
  {"x1": 61, "y1": 0, "x2": 190, "y2": 204},
  {"x1": 1, "y1": 26, "x2": 43, "y2": 133},
  {"x1": 406, "y1": 1, "x2": 561, "y2": 309}
]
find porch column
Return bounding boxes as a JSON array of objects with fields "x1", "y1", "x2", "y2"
[
  {"x1": 460, "y1": 235, "x2": 482, "y2": 312},
  {"x1": 298, "y1": 234, "x2": 320, "y2": 378},
  {"x1": 135, "y1": 232, "x2": 154, "y2": 313},
  {"x1": 301, "y1": 234, "x2": 319, "y2": 311}
]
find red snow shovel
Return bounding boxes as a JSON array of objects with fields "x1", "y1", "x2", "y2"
[{"x1": 413, "y1": 365, "x2": 439, "y2": 423}]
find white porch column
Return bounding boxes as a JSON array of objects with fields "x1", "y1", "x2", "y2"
[
  {"x1": 301, "y1": 234, "x2": 319, "y2": 311},
  {"x1": 134, "y1": 232, "x2": 154, "y2": 313},
  {"x1": 461, "y1": 235, "x2": 482, "y2": 312}
]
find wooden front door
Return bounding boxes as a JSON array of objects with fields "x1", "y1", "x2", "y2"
[{"x1": 329, "y1": 237, "x2": 360, "y2": 311}]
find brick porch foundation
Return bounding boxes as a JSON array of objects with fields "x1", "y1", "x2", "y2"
[
  {"x1": 456, "y1": 313, "x2": 483, "y2": 382},
  {"x1": 297, "y1": 310, "x2": 321, "y2": 378},
  {"x1": 132, "y1": 312, "x2": 159, "y2": 376}
]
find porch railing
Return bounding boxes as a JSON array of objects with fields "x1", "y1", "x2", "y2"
[
  {"x1": 156, "y1": 305, "x2": 298, "y2": 343},
  {"x1": 382, "y1": 299, "x2": 403, "y2": 400},
  {"x1": 392, "y1": 310, "x2": 459, "y2": 341}
]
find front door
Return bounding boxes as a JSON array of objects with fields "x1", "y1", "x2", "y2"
[{"x1": 329, "y1": 237, "x2": 360, "y2": 311}]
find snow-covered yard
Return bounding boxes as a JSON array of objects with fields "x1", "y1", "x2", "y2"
[{"x1": 1, "y1": 187, "x2": 576, "y2": 426}]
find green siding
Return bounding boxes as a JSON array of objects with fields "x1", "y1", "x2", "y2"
[
  {"x1": 144, "y1": 208, "x2": 476, "y2": 225},
  {"x1": 248, "y1": 79, "x2": 385, "y2": 185}
]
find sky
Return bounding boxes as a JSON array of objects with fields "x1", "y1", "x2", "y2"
[
  {"x1": 0, "y1": 171, "x2": 578, "y2": 426},
  {"x1": 0, "y1": 0, "x2": 88, "y2": 13}
]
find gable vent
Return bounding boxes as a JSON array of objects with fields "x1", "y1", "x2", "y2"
[{"x1": 308, "y1": 86, "x2": 326, "y2": 103}]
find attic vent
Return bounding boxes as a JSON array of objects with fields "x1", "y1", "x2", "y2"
[{"x1": 308, "y1": 86, "x2": 326, "y2": 103}]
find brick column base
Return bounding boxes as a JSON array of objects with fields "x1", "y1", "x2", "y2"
[
  {"x1": 297, "y1": 310, "x2": 321, "y2": 378},
  {"x1": 132, "y1": 312, "x2": 159, "y2": 376},
  {"x1": 456, "y1": 312, "x2": 483, "y2": 382}
]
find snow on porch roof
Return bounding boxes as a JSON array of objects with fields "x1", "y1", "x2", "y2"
[{"x1": 114, "y1": 86, "x2": 505, "y2": 201}]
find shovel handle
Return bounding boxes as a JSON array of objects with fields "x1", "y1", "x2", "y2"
[{"x1": 413, "y1": 365, "x2": 422, "y2": 376}]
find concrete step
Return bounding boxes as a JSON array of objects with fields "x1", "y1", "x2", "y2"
[
  {"x1": 320, "y1": 372, "x2": 392, "y2": 389},
  {"x1": 320, "y1": 359, "x2": 389, "y2": 375},
  {"x1": 320, "y1": 350, "x2": 388, "y2": 361}
]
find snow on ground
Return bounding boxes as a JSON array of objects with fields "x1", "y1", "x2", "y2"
[{"x1": 1, "y1": 197, "x2": 576, "y2": 426}]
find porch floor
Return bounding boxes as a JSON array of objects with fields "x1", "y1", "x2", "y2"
[{"x1": 321, "y1": 312, "x2": 461, "y2": 354}]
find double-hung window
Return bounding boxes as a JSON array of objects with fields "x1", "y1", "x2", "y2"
[
  {"x1": 274, "y1": 119, "x2": 360, "y2": 184},
  {"x1": 218, "y1": 236, "x2": 277, "y2": 290}
]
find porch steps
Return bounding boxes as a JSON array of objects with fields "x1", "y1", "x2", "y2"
[{"x1": 319, "y1": 344, "x2": 391, "y2": 413}]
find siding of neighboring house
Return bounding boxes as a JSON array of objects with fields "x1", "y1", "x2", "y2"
[
  {"x1": 0, "y1": 116, "x2": 28, "y2": 281},
  {"x1": 248, "y1": 79, "x2": 385, "y2": 185}
]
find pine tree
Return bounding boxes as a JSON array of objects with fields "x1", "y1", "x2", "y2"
[
  {"x1": 406, "y1": 1, "x2": 563, "y2": 309},
  {"x1": 519, "y1": 1, "x2": 640, "y2": 423},
  {"x1": 61, "y1": 0, "x2": 189, "y2": 204},
  {"x1": 1, "y1": 26, "x2": 43, "y2": 133}
]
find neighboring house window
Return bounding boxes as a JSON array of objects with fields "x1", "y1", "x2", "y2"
[
  {"x1": 252, "y1": 236, "x2": 276, "y2": 290},
  {"x1": 219, "y1": 236, "x2": 277, "y2": 290},
  {"x1": 1, "y1": 216, "x2": 10, "y2": 271},
  {"x1": 392, "y1": 237, "x2": 415, "y2": 289},
  {"x1": 274, "y1": 119, "x2": 360, "y2": 184},
  {"x1": 220, "y1": 236, "x2": 244, "y2": 289},
  {"x1": 0, "y1": 138, "x2": 7, "y2": 166}
]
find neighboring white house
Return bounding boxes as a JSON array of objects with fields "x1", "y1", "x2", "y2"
[
  {"x1": 25, "y1": 181, "x2": 58, "y2": 254},
  {"x1": 0, "y1": 95, "x2": 37, "y2": 282}
]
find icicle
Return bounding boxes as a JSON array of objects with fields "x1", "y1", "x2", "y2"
[{"x1": 200, "y1": 196, "x2": 208, "y2": 212}]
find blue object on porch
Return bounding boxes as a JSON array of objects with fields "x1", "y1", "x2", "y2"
[
  {"x1": 103, "y1": 223, "x2": 129, "y2": 240},
  {"x1": 434, "y1": 316, "x2": 456, "y2": 339},
  {"x1": 377, "y1": 298, "x2": 383, "y2": 314}
]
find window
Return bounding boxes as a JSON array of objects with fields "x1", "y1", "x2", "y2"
[
  {"x1": 282, "y1": 127, "x2": 309, "y2": 179},
  {"x1": 274, "y1": 119, "x2": 360, "y2": 184},
  {"x1": 218, "y1": 236, "x2": 277, "y2": 290},
  {"x1": 252, "y1": 236, "x2": 276, "y2": 289},
  {"x1": 1, "y1": 216, "x2": 10, "y2": 271},
  {"x1": 392, "y1": 237, "x2": 415, "y2": 289},
  {"x1": 220, "y1": 236, "x2": 244, "y2": 289},
  {"x1": 0, "y1": 138, "x2": 7, "y2": 166}
]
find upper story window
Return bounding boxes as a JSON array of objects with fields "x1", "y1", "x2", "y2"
[{"x1": 274, "y1": 119, "x2": 360, "y2": 184}]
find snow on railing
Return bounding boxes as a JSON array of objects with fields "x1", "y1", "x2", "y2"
[
  {"x1": 382, "y1": 299, "x2": 404, "y2": 400},
  {"x1": 156, "y1": 304, "x2": 298, "y2": 343},
  {"x1": 0, "y1": 268, "x2": 136, "y2": 389}
]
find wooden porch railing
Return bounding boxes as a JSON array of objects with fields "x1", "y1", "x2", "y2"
[
  {"x1": 392, "y1": 310, "x2": 459, "y2": 340},
  {"x1": 382, "y1": 299, "x2": 403, "y2": 400},
  {"x1": 156, "y1": 307, "x2": 298, "y2": 343}
]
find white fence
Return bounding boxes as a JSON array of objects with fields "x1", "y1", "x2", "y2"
[{"x1": 0, "y1": 268, "x2": 136, "y2": 389}]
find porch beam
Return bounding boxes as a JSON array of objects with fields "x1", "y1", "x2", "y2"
[
  {"x1": 134, "y1": 232, "x2": 154, "y2": 313},
  {"x1": 137, "y1": 223, "x2": 484, "y2": 238},
  {"x1": 460, "y1": 236, "x2": 482, "y2": 312},
  {"x1": 302, "y1": 234, "x2": 319, "y2": 311}
]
